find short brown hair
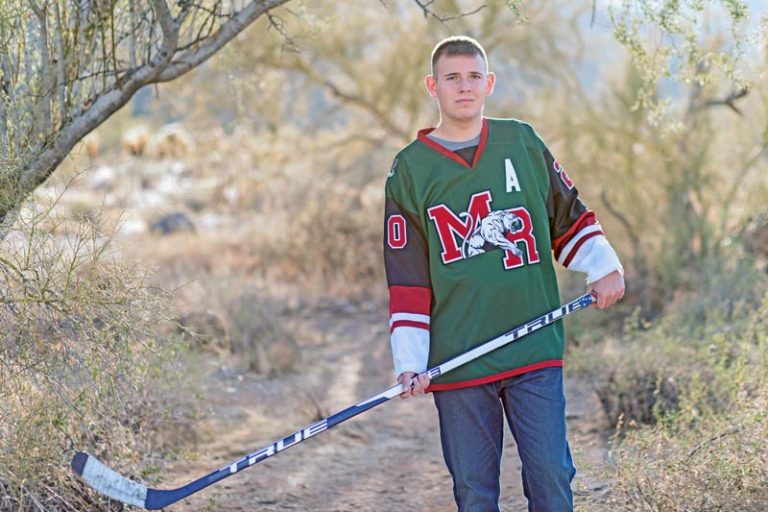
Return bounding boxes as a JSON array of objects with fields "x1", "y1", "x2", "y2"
[{"x1": 430, "y1": 36, "x2": 487, "y2": 76}]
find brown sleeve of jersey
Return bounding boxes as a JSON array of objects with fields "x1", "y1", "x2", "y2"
[
  {"x1": 543, "y1": 148, "x2": 605, "y2": 265},
  {"x1": 384, "y1": 197, "x2": 431, "y2": 329}
]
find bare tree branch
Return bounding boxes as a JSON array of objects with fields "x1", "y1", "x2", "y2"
[
  {"x1": 150, "y1": 0, "x2": 180, "y2": 60},
  {"x1": 53, "y1": 1, "x2": 67, "y2": 121},
  {"x1": 16, "y1": 1, "x2": 181, "y2": 199},
  {"x1": 0, "y1": 0, "x2": 292, "y2": 232},
  {"x1": 320, "y1": 77, "x2": 410, "y2": 142},
  {"x1": 155, "y1": 0, "x2": 290, "y2": 82},
  {"x1": 271, "y1": 54, "x2": 411, "y2": 142},
  {"x1": 266, "y1": 11, "x2": 300, "y2": 54},
  {"x1": 412, "y1": 0, "x2": 488, "y2": 23},
  {"x1": 700, "y1": 86, "x2": 749, "y2": 115},
  {"x1": 29, "y1": 0, "x2": 53, "y2": 136}
]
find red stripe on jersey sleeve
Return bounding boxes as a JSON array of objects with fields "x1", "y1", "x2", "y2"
[
  {"x1": 562, "y1": 230, "x2": 604, "y2": 267},
  {"x1": 389, "y1": 285, "x2": 432, "y2": 316},
  {"x1": 552, "y1": 210, "x2": 598, "y2": 259},
  {"x1": 390, "y1": 320, "x2": 430, "y2": 333}
]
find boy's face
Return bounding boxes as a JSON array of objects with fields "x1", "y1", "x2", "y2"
[{"x1": 425, "y1": 53, "x2": 495, "y2": 125}]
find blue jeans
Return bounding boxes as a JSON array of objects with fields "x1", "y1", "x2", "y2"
[{"x1": 432, "y1": 367, "x2": 575, "y2": 512}]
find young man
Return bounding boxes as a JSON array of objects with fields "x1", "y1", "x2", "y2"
[{"x1": 383, "y1": 36, "x2": 624, "y2": 511}]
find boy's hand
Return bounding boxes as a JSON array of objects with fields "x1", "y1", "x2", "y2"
[
  {"x1": 397, "y1": 372, "x2": 430, "y2": 399},
  {"x1": 587, "y1": 270, "x2": 625, "y2": 309}
]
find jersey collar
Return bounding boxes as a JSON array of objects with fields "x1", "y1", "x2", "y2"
[{"x1": 416, "y1": 118, "x2": 489, "y2": 169}]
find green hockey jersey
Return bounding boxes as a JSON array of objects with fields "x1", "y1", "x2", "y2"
[{"x1": 384, "y1": 117, "x2": 622, "y2": 391}]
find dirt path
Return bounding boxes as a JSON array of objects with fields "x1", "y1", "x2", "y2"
[{"x1": 164, "y1": 299, "x2": 611, "y2": 512}]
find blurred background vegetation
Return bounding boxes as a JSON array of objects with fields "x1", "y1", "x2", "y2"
[{"x1": 2, "y1": 0, "x2": 767, "y2": 510}]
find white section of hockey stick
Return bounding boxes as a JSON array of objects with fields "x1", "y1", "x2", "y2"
[
  {"x1": 358, "y1": 384, "x2": 404, "y2": 406},
  {"x1": 80, "y1": 454, "x2": 148, "y2": 508}
]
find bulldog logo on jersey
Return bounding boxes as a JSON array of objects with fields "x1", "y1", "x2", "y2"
[
  {"x1": 427, "y1": 190, "x2": 540, "y2": 270},
  {"x1": 464, "y1": 210, "x2": 524, "y2": 258}
]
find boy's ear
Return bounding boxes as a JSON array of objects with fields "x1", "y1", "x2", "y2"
[
  {"x1": 425, "y1": 75, "x2": 438, "y2": 98},
  {"x1": 485, "y1": 71, "x2": 496, "y2": 96}
]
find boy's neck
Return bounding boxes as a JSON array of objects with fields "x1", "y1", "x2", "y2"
[{"x1": 430, "y1": 116, "x2": 483, "y2": 142}]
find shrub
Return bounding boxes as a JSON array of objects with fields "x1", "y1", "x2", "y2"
[
  {"x1": 579, "y1": 281, "x2": 768, "y2": 510},
  {"x1": 596, "y1": 388, "x2": 768, "y2": 511},
  {"x1": 569, "y1": 253, "x2": 768, "y2": 432},
  {"x1": 0, "y1": 204, "x2": 195, "y2": 511}
]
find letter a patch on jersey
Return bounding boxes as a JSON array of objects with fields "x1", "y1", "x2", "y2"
[
  {"x1": 505, "y1": 158, "x2": 521, "y2": 193},
  {"x1": 427, "y1": 190, "x2": 539, "y2": 269}
]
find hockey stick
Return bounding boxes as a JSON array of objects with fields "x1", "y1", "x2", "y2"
[{"x1": 71, "y1": 293, "x2": 596, "y2": 509}]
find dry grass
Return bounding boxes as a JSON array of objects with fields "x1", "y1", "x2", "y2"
[
  {"x1": 590, "y1": 389, "x2": 768, "y2": 511},
  {"x1": 572, "y1": 260, "x2": 768, "y2": 511},
  {"x1": 0, "y1": 203, "x2": 197, "y2": 511}
]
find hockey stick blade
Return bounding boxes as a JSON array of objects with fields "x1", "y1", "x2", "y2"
[
  {"x1": 72, "y1": 451, "x2": 148, "y2": 507},
  {"x1": 71, "y1": 293, "x2": 595, "y2": 509}
]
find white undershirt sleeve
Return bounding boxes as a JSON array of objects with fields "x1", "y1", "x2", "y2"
[
  {"x1": 390, "y1": 326, "x2": 430, "y2": 378},
  {"x1": 561, "y1": 234, "x2": 624, "y2": 284}
]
